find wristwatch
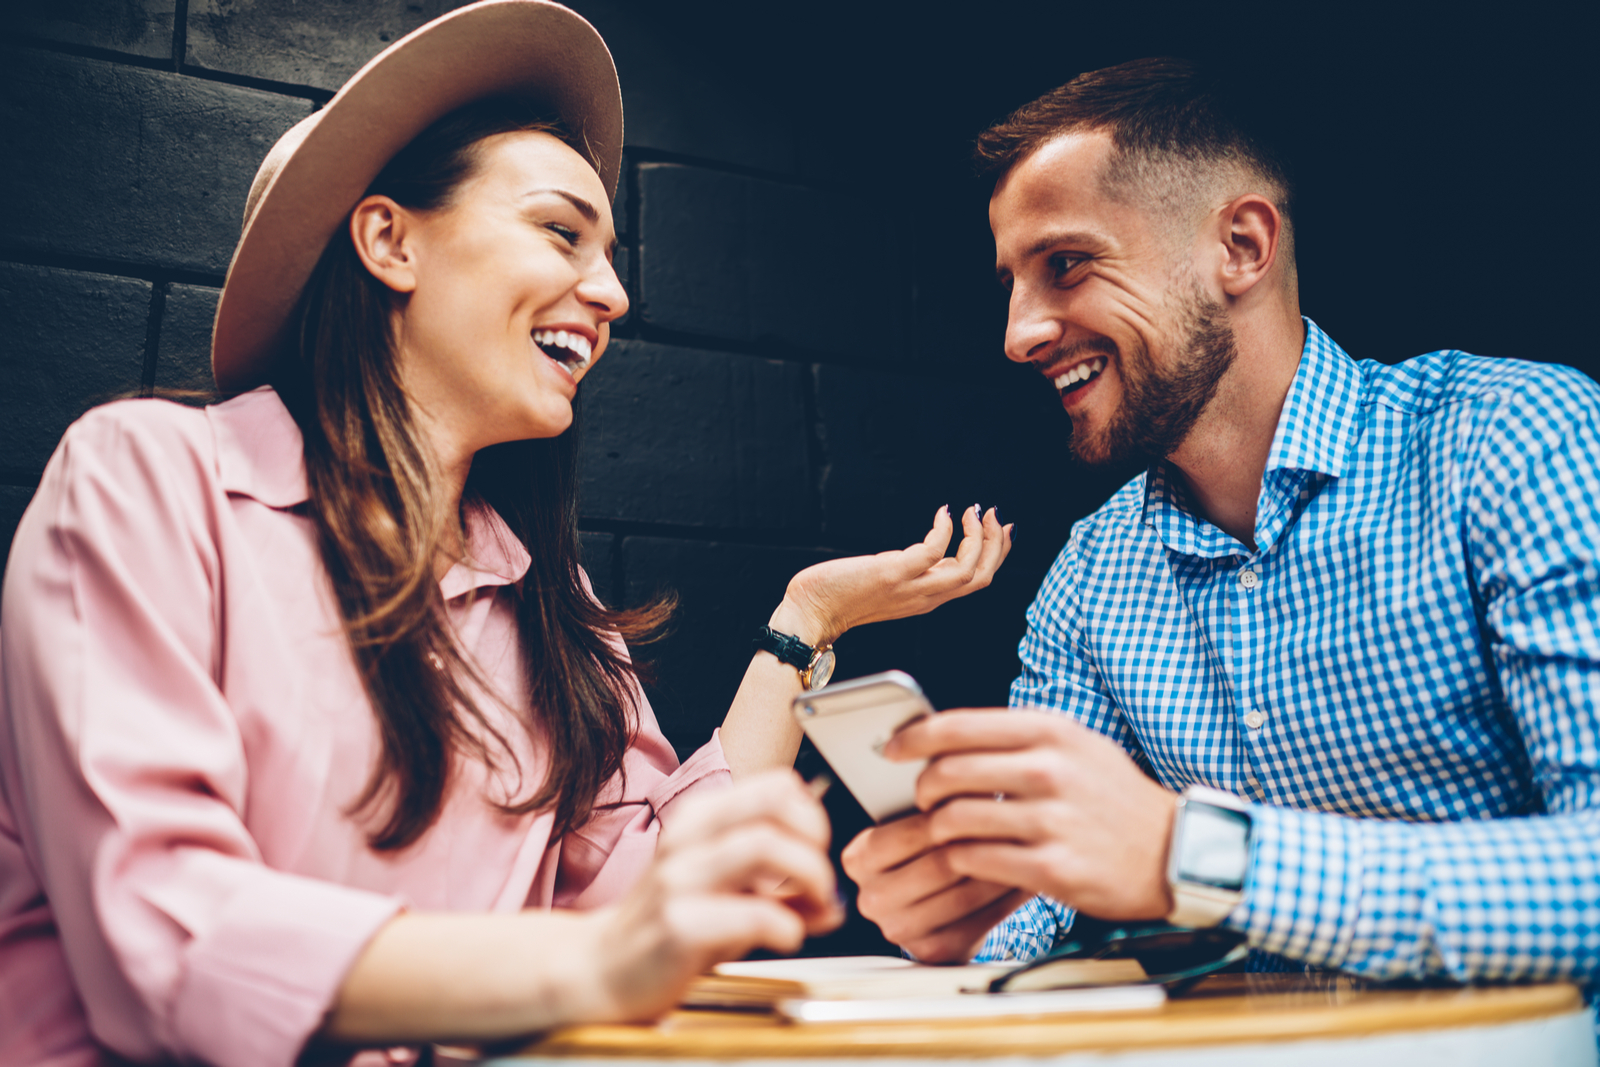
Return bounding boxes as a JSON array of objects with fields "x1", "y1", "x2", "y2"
[
  {"x1": 1166, "y1": 784, "x2": 1254, "y2": 928},
  {"x1": 752, "y1": 626, "x2": 836, "y2": 690}
]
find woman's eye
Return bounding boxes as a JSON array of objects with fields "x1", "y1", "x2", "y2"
[{"x1": 547, "y1": 223, "x2": 580, "y2": 246}]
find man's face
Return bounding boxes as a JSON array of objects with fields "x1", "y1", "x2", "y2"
[{"x1": 991, "y1": 132, "x2": 1236, "y2": 466}]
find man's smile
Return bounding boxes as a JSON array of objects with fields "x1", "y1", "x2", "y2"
[{"x1": 1051, "y1": 355, "x2": 1107, "y2": 396}]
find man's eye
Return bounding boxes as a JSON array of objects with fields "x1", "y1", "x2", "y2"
[{"x1": 1050, "y1": 253, "x2": 1083, "y2": 280}]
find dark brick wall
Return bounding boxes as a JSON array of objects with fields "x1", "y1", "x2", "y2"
[{"x1": 4, "y1": 0, "x2": 1591, "y2": 958}]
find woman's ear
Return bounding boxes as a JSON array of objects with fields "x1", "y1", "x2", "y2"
[
  {"x1": 350, "y1": 195, "x2": 420, "y2": 294},
  {"x1": 1217, "y1": 193, "x2": 1283, "y2": 299}
]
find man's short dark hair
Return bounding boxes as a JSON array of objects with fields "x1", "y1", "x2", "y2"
[{"x1": 976, "y1": 58, "x2": 1294, "y2": 241}]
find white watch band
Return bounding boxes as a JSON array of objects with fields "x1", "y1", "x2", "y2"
[
  {"x1": 1166, "y1": 785, "x2": 1252, "y2": 928},
  {"x1": 1168, "y1": 883, "x2": 1242, "y2": 928}
]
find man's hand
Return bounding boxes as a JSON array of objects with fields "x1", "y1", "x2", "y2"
[
  {"x1": 841, "y1": 811, "x2": 1033, "y2": 962},
  {"x1": 843, "y1": 710, "x2": 1178, "y2": 961}
]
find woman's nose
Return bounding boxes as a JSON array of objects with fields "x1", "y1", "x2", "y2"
[{"x1": 580, "y1": 259, "x2": 629, "y2": 324}]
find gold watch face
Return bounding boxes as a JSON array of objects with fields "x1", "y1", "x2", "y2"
[{"x1": 805, "y1": 649, "x2": 836, "y2": 690}]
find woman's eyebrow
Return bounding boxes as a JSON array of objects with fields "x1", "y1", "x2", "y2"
[{"x1": 521, "y1": 187, "x2": 600, "y2": 223}]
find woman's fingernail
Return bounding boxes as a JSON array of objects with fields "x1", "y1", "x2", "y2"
[
  {"x1": 995, "y1": 506, "x2": 1004, "y2": 525},
  {"x1": 1009, "y1": 523, "x2": 1018, "y2": 543},
  {"x1": 973, "y1": 503, "x2": 982, "y2": 521}
]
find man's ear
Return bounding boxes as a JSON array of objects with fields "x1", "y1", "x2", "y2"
[
  {"x1": 1217, "y1": 194, "x2": 1282, "y2": 299},
  {"x1": 349, "y1": 195, "x2": 420, "y2": 294}
]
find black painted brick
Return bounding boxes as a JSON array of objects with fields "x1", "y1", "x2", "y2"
[
  {"x1": 577, "y1": 339, "x2": 812, "y2": 532},
  {"x1": 636, "y1": 163, "x2": 899, "y2": 358},
  {"x1": 184, "y1": 0, "x2": 470, "y2": 90},
  {"x1": 0, "y1": 263, "x2": 151, "y2": 478},
  {"x1": 155, "y1": 283, "x2": 221, "y2": 394},
  {"x1": 0, "y1": 48, "x2": 310, "y2": 274},
  {"x1": 184, "y1": 0, "x2": 793, "y2": 171},
  {"x1": 16, "y1": 0, "x2": 176, "y2": 59},
  {"x1": 577, "y1": 530, "x2": 614, "y2": 608},
  {"x1": 610, "y1": 245, "x2": 630, "y2": 332},
  {"x1": 611, "y1": 150, "x2": 630, "y2": 237},
  {"x1": 566, "y1": 1, "x2": 794, "y2": 173},
  {"x1": 620, "y1": 536, "x2": 827, "y2": 760},
  {"x1": 813, "y1": 361, "x2": 1069, "y2": 546},
  {"x1": 0, "y1": 484, "x2": 37, "y2": 586}
]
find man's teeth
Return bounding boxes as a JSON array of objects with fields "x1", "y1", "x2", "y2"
[
  {"x1": 1053, "y1": 356, "x2": 1107, "y2": 391},
  {"x1": 533, "y1": 328, "x2": 593, "y2": 372}
]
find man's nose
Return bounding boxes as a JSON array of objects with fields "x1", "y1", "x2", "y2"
[{"x1": 1004, "y1": 288, "x2": 1061, "y2": 364}]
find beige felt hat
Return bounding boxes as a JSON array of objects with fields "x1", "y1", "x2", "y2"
[{"x1": 211, "y1": 0, "x2": 623, "y2": 393}]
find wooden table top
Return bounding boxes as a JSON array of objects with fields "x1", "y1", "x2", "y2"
[{"x1": 510, "y1": 974, "x2": 1586, "y2": 1061}]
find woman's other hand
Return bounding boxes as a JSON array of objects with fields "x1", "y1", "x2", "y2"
[
  {"x1": 776, "y1": 505, "x2": 1013, "y2": 645},
  {"x1": 579, "y1": 770, "x2": 842, "y2": 1022}
]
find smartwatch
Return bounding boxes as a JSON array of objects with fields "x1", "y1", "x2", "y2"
[
  {"x1": 1166, "y1": 784, "x2": 1253, "y2": 928},
  {"x1": 752, "y1": 626, "x2": 835, "y2": 690}
]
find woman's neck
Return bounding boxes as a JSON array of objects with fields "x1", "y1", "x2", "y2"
[{"x1": 409, "y1": 403, "x2": 475, "y2": 578}]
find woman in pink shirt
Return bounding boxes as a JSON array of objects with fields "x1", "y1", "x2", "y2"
[{"x1": 0, "y1": 2, "x2": 1011, "y2": 1064}]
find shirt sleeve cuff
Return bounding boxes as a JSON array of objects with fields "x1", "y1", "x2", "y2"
[
  {"x1": 970, "y1": 895, "x2": 1074, "y2": 962},
  {"x1": 169, "y1": 867, "x2": 403, "y2": 1067},
  {"x1": 645, "y1": 728, "x2": 733, "y2": 825},
  {"x1": 1228, "y1": 802, "x2": 1364, "y2": 968}
]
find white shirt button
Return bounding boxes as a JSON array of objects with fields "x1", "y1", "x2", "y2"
[
  {"x1": 1243, "y1": 709, "x2": 1265, "y2": 730},
  {"x1": 1238, "y1": 568, "x2": 1259, "y2": 590}
]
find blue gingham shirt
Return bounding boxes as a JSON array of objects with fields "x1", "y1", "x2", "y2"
[{"x1": 976, "y1": 320, "x2": 1600, "y2": 990}]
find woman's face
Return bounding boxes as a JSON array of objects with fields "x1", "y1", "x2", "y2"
[{"x1": 374, "y1": 130, "x2": 627, "y2": 455}]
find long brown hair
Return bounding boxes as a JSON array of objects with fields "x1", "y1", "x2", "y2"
[{"x1": 274, "y1": 99, "x2": 670, "y2": 851}]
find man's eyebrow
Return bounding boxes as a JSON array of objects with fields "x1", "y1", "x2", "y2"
[
  {"x1": 996, "y1": 230, "x2": 1105, "y2": 281},
  {"x1": 1025, "y1": 230, "x2": 1103, "y2": 258}
]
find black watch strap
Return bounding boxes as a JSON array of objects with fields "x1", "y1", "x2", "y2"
[{"x1": 752, "y1": 625, "x2": 815, "y2": 670}]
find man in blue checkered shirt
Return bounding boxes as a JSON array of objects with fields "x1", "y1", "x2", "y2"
[{"x1": 842, "y1": 57, "x2": 1600, "y2": 996}]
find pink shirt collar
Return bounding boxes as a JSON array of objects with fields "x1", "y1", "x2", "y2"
[{"x1": 207, "y1": 387, "x2": 532, "y2": 600}]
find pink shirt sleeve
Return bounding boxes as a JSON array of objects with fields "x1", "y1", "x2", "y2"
[
  {"x1": 0, "y1": 406, "x2": 402, "y2": 1065},
  {"x1": 550, "y1": 573, "x2": 733, "y2": 909}
]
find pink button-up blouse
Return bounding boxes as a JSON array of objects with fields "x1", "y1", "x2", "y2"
[{"x1": 0, "y1": 388, "x2": 731, "y2": 1065}]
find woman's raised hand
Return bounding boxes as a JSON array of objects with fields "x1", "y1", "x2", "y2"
[
  {"x1": 778, "y1": 505, "x2": 1013, "y2": 644},
  {"x1": 577, "y1": 770, "x2": 843, "y2": 1022}
]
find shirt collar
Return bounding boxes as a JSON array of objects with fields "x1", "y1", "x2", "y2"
[
  {"x1": 209, "y1": 386, "x2": 309, "y2": 508},
  {"x1": 208, "y1": 386, "x2": 531, "y2": 598},
  {"x1": 1142, "y1": 317, "x2": 1364, "y2": 557},
  {"x1": 1262, "y1": 317, "x2": 1363, "y2": 481}
]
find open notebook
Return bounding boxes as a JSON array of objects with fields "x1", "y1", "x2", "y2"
[{"x1": 684, "y1": 955, "x2": 1164, "y2": 1022}]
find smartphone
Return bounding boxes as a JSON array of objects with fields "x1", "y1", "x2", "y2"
[{"x1": 793, "y1": 670, "x2": 934, "y2": 823}]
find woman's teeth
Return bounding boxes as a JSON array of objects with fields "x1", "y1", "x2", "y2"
[
  {"x1": 1053, "y1": 356, "x2": 1107, "y2": 393},
  {"x1": 533, "y1": 328, "x2": 592, "y2": 374}
]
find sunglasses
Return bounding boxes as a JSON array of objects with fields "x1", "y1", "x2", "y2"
[{"x1": 990, "y1": 914, "x2": 1249, "y2": 995}]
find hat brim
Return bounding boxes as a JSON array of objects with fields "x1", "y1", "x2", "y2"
[{"x1": 212, "y1": 0, "x2": 622, "y2": 393}]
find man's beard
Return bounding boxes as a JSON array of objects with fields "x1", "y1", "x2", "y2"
[{"x1": 1068, "y1": 290, "x2": 1238, "y2": 467}]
